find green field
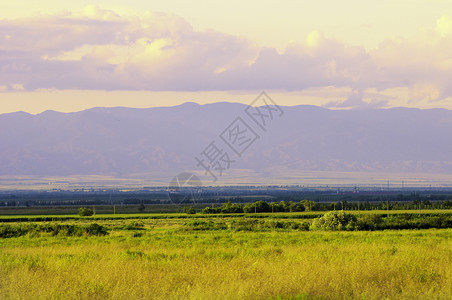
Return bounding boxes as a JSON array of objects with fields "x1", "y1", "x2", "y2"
[
  {"x1": 0, "y1": 204, "x2": 213, "y2": 215},
  {"x1": 1, "y1": 211, "x2": 451, "y2": 299}
]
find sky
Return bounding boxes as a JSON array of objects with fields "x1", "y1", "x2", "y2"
[{"x1": 0, "y1": 0, "x2": 451, "y2": 114}]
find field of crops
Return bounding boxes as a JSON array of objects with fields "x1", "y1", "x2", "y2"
[{"x1": 1, "y1": 211, "x2": 451, "y2": 299}]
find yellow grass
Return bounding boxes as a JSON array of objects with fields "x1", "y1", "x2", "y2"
[{"x1": 0, "y1": 219, "x2": 451, "y2": 299}]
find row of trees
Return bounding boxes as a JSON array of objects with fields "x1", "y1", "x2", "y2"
[
  {"x1": 202, "y1": 200, "x2": 316, "y2": 214},
  {"x1": 201, "y1": 199, "x2": 452, "y2": 214}
]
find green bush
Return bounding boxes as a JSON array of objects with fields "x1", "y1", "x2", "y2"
[
  {"x1": 185, "y1": 207, "x2": 196, "y2": 214},
  {"x1": 121, "y1": 221, "x2": 145, "y2": 230},
  {"x1": 183, "y1": 220, "x2": 228, "y2": 231},
  {"x1": 84, "y1": 223, "x2": 108, "y2": 236},
  {"x1": 78, "y1": 207, "x2": 93, "y2": 216},
  {"x1": 0, "y1": 224, "x2": 34, "y2": 238},
  {"x1": 355, "y1": 214, "x2": 383, "y2": 230},
  {"x1": 378, "y1": 214, "x2": 452, "y2": 230},
  {"x1": 0, "y1": 223, "x2": 108, "y2": 238},
  {"x1": 230, "y1": 219, "x2": 261, "y2": 231},
  {"x1": 310, "y1": 211, "x2": 357, "y2": 230}
]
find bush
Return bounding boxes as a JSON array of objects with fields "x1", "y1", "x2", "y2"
[
  {"x1": 84, "y1": 223, "x2": 108, "y2": 236},
  {"x1": 0, "y1": 224, "x2": 34, "y2": 238},
  {"x1": 378, "y1": 214, "x2": 452, "y2": 230},
  {"x1": 183, "y1": 220, "x2": 228, "y2": 231},
  {"x1": 310, "y1": 211, "x2": 357, "y2": 230},
  {"x1": 264, "y1": 220, "x2": 310, "y2": 231},
  {"x1": 183, "y1": 206, "x2": 196, "y2": 214},
  {"x1": 229, "y1": 219, "x2": 261, "y2": 231},
  {"x1": 0, "y1": 223, "x2": 108, "y2": 238},
  {"x1": 122, "y1": 221, "x2": 145, "y2": 230},
  {"x1": 355, "y1": 214, "x2": 383, "y2": 230},
  {"x1": 78, "y1": 207, "x2": 93, "y2": 216}
]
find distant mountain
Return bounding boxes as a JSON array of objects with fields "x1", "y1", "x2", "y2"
[{"x1": 1, "y1": 103, "x2": 452, "y2": 179}]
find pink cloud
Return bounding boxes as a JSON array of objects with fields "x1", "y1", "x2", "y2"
[{"x1": 0, "y1": 8, "x2": 451, "y2": 106}]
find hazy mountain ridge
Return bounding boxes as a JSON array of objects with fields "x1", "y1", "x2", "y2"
[{"x1": 1, "y1": 103, "x2": 452, "y2": 176}]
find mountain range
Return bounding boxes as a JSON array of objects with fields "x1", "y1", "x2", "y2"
[{"x1": 1, "y1": 102, "x2": 452, "y2": 183}]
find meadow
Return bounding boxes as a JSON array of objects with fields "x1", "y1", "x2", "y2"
[{"x1": 1, "y1": 211, "x2": 451, "y2": 299}]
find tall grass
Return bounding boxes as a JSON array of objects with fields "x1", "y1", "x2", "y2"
[{"x1": 0, "y1": 217, "x2": 451, "y2": 299}]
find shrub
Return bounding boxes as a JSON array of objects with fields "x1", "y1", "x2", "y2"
[
  {"x1": 183, "y1": 220, "x2": 228, "y2": 231},
  {"x1": 78, "y1": 207, "x2": 93, "y2": 217},
  {"x1": 84, "y1": 223, "x2": 108, "y2": 236},
  {"x1": 0, "y1": 223, "x2": 108, "y2": 238},
  {"x1": 182, "y1": 206, "x2": 196, "y2": 214},
  {"x1": 230, "y1": 219, "x2": 261, "y2": 231},
  {"x1": 122, "y1": 221, "x2": 145, "y2": 230},
  {"x1": 355, "y1": 214, "x2": 383, "y2": 230},
  {"x1": 0, "y1": 224, "x2": 34, "y2": 238},
  {"x1": 378, "y1": 215, "x2": 452, "y2": 230},
  {"x1": 310, "y1": 211, "x2": 357, "y2": 230}
]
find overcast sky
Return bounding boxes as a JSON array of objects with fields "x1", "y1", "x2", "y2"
[{"x1": 1, "y1": 1, "x2": 451, "y2": 113}]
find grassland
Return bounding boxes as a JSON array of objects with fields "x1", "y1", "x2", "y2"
[{"x1": 1, "y1": 212, "x2": 451, "y2": 299}]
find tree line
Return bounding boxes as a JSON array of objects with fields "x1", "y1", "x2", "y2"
[{"x1": 201, "y1": 199, "x2": 452, "y2": 214}]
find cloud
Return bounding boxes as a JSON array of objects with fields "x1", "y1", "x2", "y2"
[
  {"x1": 220, "y1": 31, "x2": 372, "y2": 91},
  {"x1": 364, "y1": 16, "x2": 452, "y2": 99},
  {"x1": 0, "y1": 7, "x2": 451, "y2": 106},
  {"x1": 324, "y1": 89, "x2": 389, "y2": 109},
  {"x1": 0, "y1": 7, "x2": 257, "y2": 91}
]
